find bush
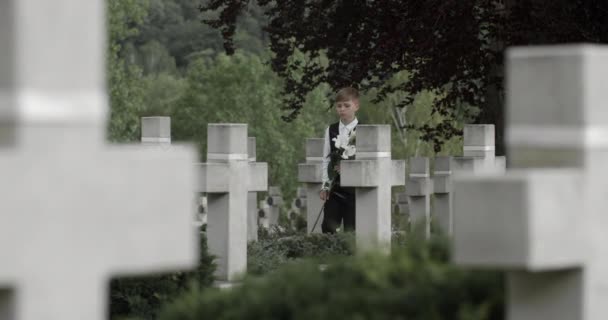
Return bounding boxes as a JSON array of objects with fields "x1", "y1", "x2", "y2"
[
  {"x1": 109, "y1": 233, "x2": 216, "y2": 320},
  {"x1": 158, "y1": 235, "x2": 504, "y2": 320},
  {"x1": 248, "y1": 230, "x2": 355, "y2": 275}
]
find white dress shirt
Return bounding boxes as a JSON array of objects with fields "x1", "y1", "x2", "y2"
[{"x1": 321, "y1": 118, "x2": 358, "y2": 189}]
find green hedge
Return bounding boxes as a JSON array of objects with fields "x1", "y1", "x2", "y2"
[
  {"x1": 109, "y1": 234, "x2": 215, "y2": 320},
  {"x1": 248, "y1": 230, "x2": 355, "y2": 275},
  {"x1": 158, "y1": 235, "x2": 504, "y2": 320}
]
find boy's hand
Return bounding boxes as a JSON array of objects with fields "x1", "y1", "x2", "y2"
[
  {"x1": 319, "y1": 190, "x2": 330, "y2": 201},
  {"x1": 334, "y1": 164, "x2": 340, "y2": 173}
]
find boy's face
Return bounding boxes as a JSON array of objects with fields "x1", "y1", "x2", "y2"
[{"x1": 335, "y1": 98, "x2": 359, "y2": 122}]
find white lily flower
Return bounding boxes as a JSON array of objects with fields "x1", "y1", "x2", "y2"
[
  {"x1": 343, "y1": 145, "x2": 356, "y2": 158},
  {"x1": 348, "y1": 130, "x2": 356, "y2": 143},
  {"x1": 333, "y1": 132, "x2": 349, "y2": 149}
]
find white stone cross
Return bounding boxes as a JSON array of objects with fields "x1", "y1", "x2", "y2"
[
  {"x1": 197, "y1": 124, "x2": 268, "y2": 282},
  {"x1": 452, "y1": 124, "x2": 506, "y2": 174},
  {"x1": 341, "y1": 125, "x2": 406, "y2": 252},
  {"x1": 453, "y1": 45, "x2": 608, "y2": 320},
  {"x1": 393, "y1": 192, "x2": 409, "y2": 216},
  {"x1": 0, "y1": 2, "x2": 198, "y2": 319},
  {"x1": 258, "y1": 200, "x2": 270, "y2": 230},
  {"x1": 141, "y1": 116, "x2": 171, "y2": 145},
  {"x1": 265, "y1": 186, "x2": 283, "y2": 226},
  {"x1": 247, "y1": 137, "x2": 259, "y2": 241},
  {"x1": 298, "y1": 138, "x2": 325, "y2": 233},
  {"x1": 432, "y1": 156, "x2": 453, "y2": 235},
  {"x1": 405, "y1": 157, "x2": 433, "y2": 238},
  {"x1": 293, "y1": 186, "x2": 307, "y2": 211}
]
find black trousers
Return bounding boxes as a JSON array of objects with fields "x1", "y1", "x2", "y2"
[{"x1": 321, "y1": 187, "x2": 356, "y2": 233}]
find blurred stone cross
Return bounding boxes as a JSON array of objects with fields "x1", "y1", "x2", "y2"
[
  {"x1": 453, "y1": 45, "x2": 608, "y2": 320},
  {"x1": 0, "y1": 1, "x2": 198, "y2": 319},
  {"x1": 197, "y1": 124, "x2": 268, "y2": 282},
  {"x1": 341, "y1": 125, "x2": 406, "y2": 252}
]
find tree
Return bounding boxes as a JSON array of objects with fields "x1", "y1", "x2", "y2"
[
  {"x1": 200, "y1": 0, "x2": 608, "y2": 154},
  {"x1": 107, "y1": 0, "x2": 149, "y2": 142}
]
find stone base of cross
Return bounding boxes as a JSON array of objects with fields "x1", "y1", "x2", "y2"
[{"x1": 341, "y1": 125, "x2": 405, "y2": 252}]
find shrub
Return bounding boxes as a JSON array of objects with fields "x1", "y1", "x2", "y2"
[
  {"x1": 248, "y1": 230, "x2": 355, "y2": 275},
  {"x1": 158, "y1": 235, "x2": 504, "y2": 320},
  {"x1": 109, "y1": 233, "x2": 216, "y2": 320}
]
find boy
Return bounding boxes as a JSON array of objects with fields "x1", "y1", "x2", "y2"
[{"x1": 319, "y1": 87, "x2": 360, "y2": 233}]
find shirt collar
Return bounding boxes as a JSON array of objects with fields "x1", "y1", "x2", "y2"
[{"x1": 339, "y1": 118, "x2": 358, "y2": 131}]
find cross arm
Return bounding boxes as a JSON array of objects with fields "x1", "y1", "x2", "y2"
[
  {"x1": 196, "y1": 163, "x2": 230, "y2": 193},
  {"x1": 298, "y1": 163, "x2": 323, "y2": 183},
  {"x1": 453, "y1": 169, "x2": 584, "y2": 270}
]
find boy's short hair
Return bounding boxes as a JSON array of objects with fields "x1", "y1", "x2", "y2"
[{"x1": 335, "y1": 87, "x2": 359, "y2": 103}]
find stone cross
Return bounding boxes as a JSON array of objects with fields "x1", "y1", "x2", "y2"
[
  {"x1": 341, "y1": 125, "x2": 406, "y2": 252},
  {"x1": 405, "y1": 157, "x2": 433, "y2": 237},
  {"x1": 140, "y1": 116, "x2": 207, "y2": 228},
  {"x1": 294, "y1": 186, "x2": 307, "y2": 212},
  {"x1": 0, "y1": 2, "x2": 198, "y2": 319},
  {"x1": 453, "y1": 45, "x2": 608, "y2": 320},
  {"x1": 141, "y1": 116, "x2": 171, "y2": 146},
  {"x1": 432, "y1": 156, "x2": 452, "y2": 235},
  {"x1": 247, "y1": 137, "x2": 259, "y2": 241},
  {"x1": 258, "y1": 200, "x2": 270, "y2": 230},
  {"x1": 197, "y1": 124, "x2": 268, "y2": 282},
  {"x1": 393, "y1": 192, "x2": 409, "y2": 216},
  {"x1": 196, "y1": 195, "x2": 208, "y2": 228},
  {"x1": 265, "y1": 186, "x2": 283, "y2": 226},
  {"x1": 297, "y1": 138, "x2": 325, "y2": 233},
  {"x1": 452, "y1": 124, "x2": 506, "y2": 174}
]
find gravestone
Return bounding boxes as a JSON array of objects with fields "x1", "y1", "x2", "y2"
[
  {"x1": 140, "y1": 116, "x2": 207, "y2": 228},
  {"x1": 294, "y1": 186, "x2": 307, "y2": 210},
  {"x1": 405, "y1": 157, "x2": 433, "y2": 237},
  {"x1": 197, "y1": 124, "x2": 268, "y2": 282},
  {"x1": 452, "y1": 124, "x2": 506, "y2": 174},
  {"x1": 141, "y1": 116, "x2": 171, "y2": 145},
  {"x1": 0, "y1": 1, "x2": 198, "y2": 319},
  {"x1": 258, "y1": 200, "x2": 270, "y2": 230},
  {"x1": 433, "y1": 156, "x2": 453, "y2": 235},
  {"x1": 393, "y1": 192, "x2": 409, "y2": 215},
  {"x1": 247, "y1": 137, "x2": 259, "y2": 241},
  {"x1": 265, "y1": 186, "x2": 283, "y2": 226},
  {"x1": 453, "y1": 45, "x2": 608, "y2": 320},
  {"x1": 195, "y1": 195, "x2": 208, "y2": 228},
  {"x1": 341, "y1": 125, "x2": 406, "y2": 252},
  {"x1": 298, "y1": 138, "x2": 325, "y2": 233}
]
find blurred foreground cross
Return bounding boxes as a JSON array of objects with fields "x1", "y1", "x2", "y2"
[
  {"x1": 453, "y1": 45, "x2": 608, "y2": 320},
  {"x1": 0, "y1": 1, "x2": 198, "y2": 319}
]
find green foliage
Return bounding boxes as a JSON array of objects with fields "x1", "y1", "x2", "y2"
[
  {"x1": 158, "y1": 235, "x2": 504, "y2": 320},
  {"x1": 170, "y1": 51, "x2": 332, "y2": 201},
  {"x1": 248, "y1": 231, "x2": 355, "y2": 276},
  {"x1": 109, "y1": 234, "x2": 216, "y2": 320},
  {"x1": 107, "y1": 0, "x2": 149, "y2": 142}
]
